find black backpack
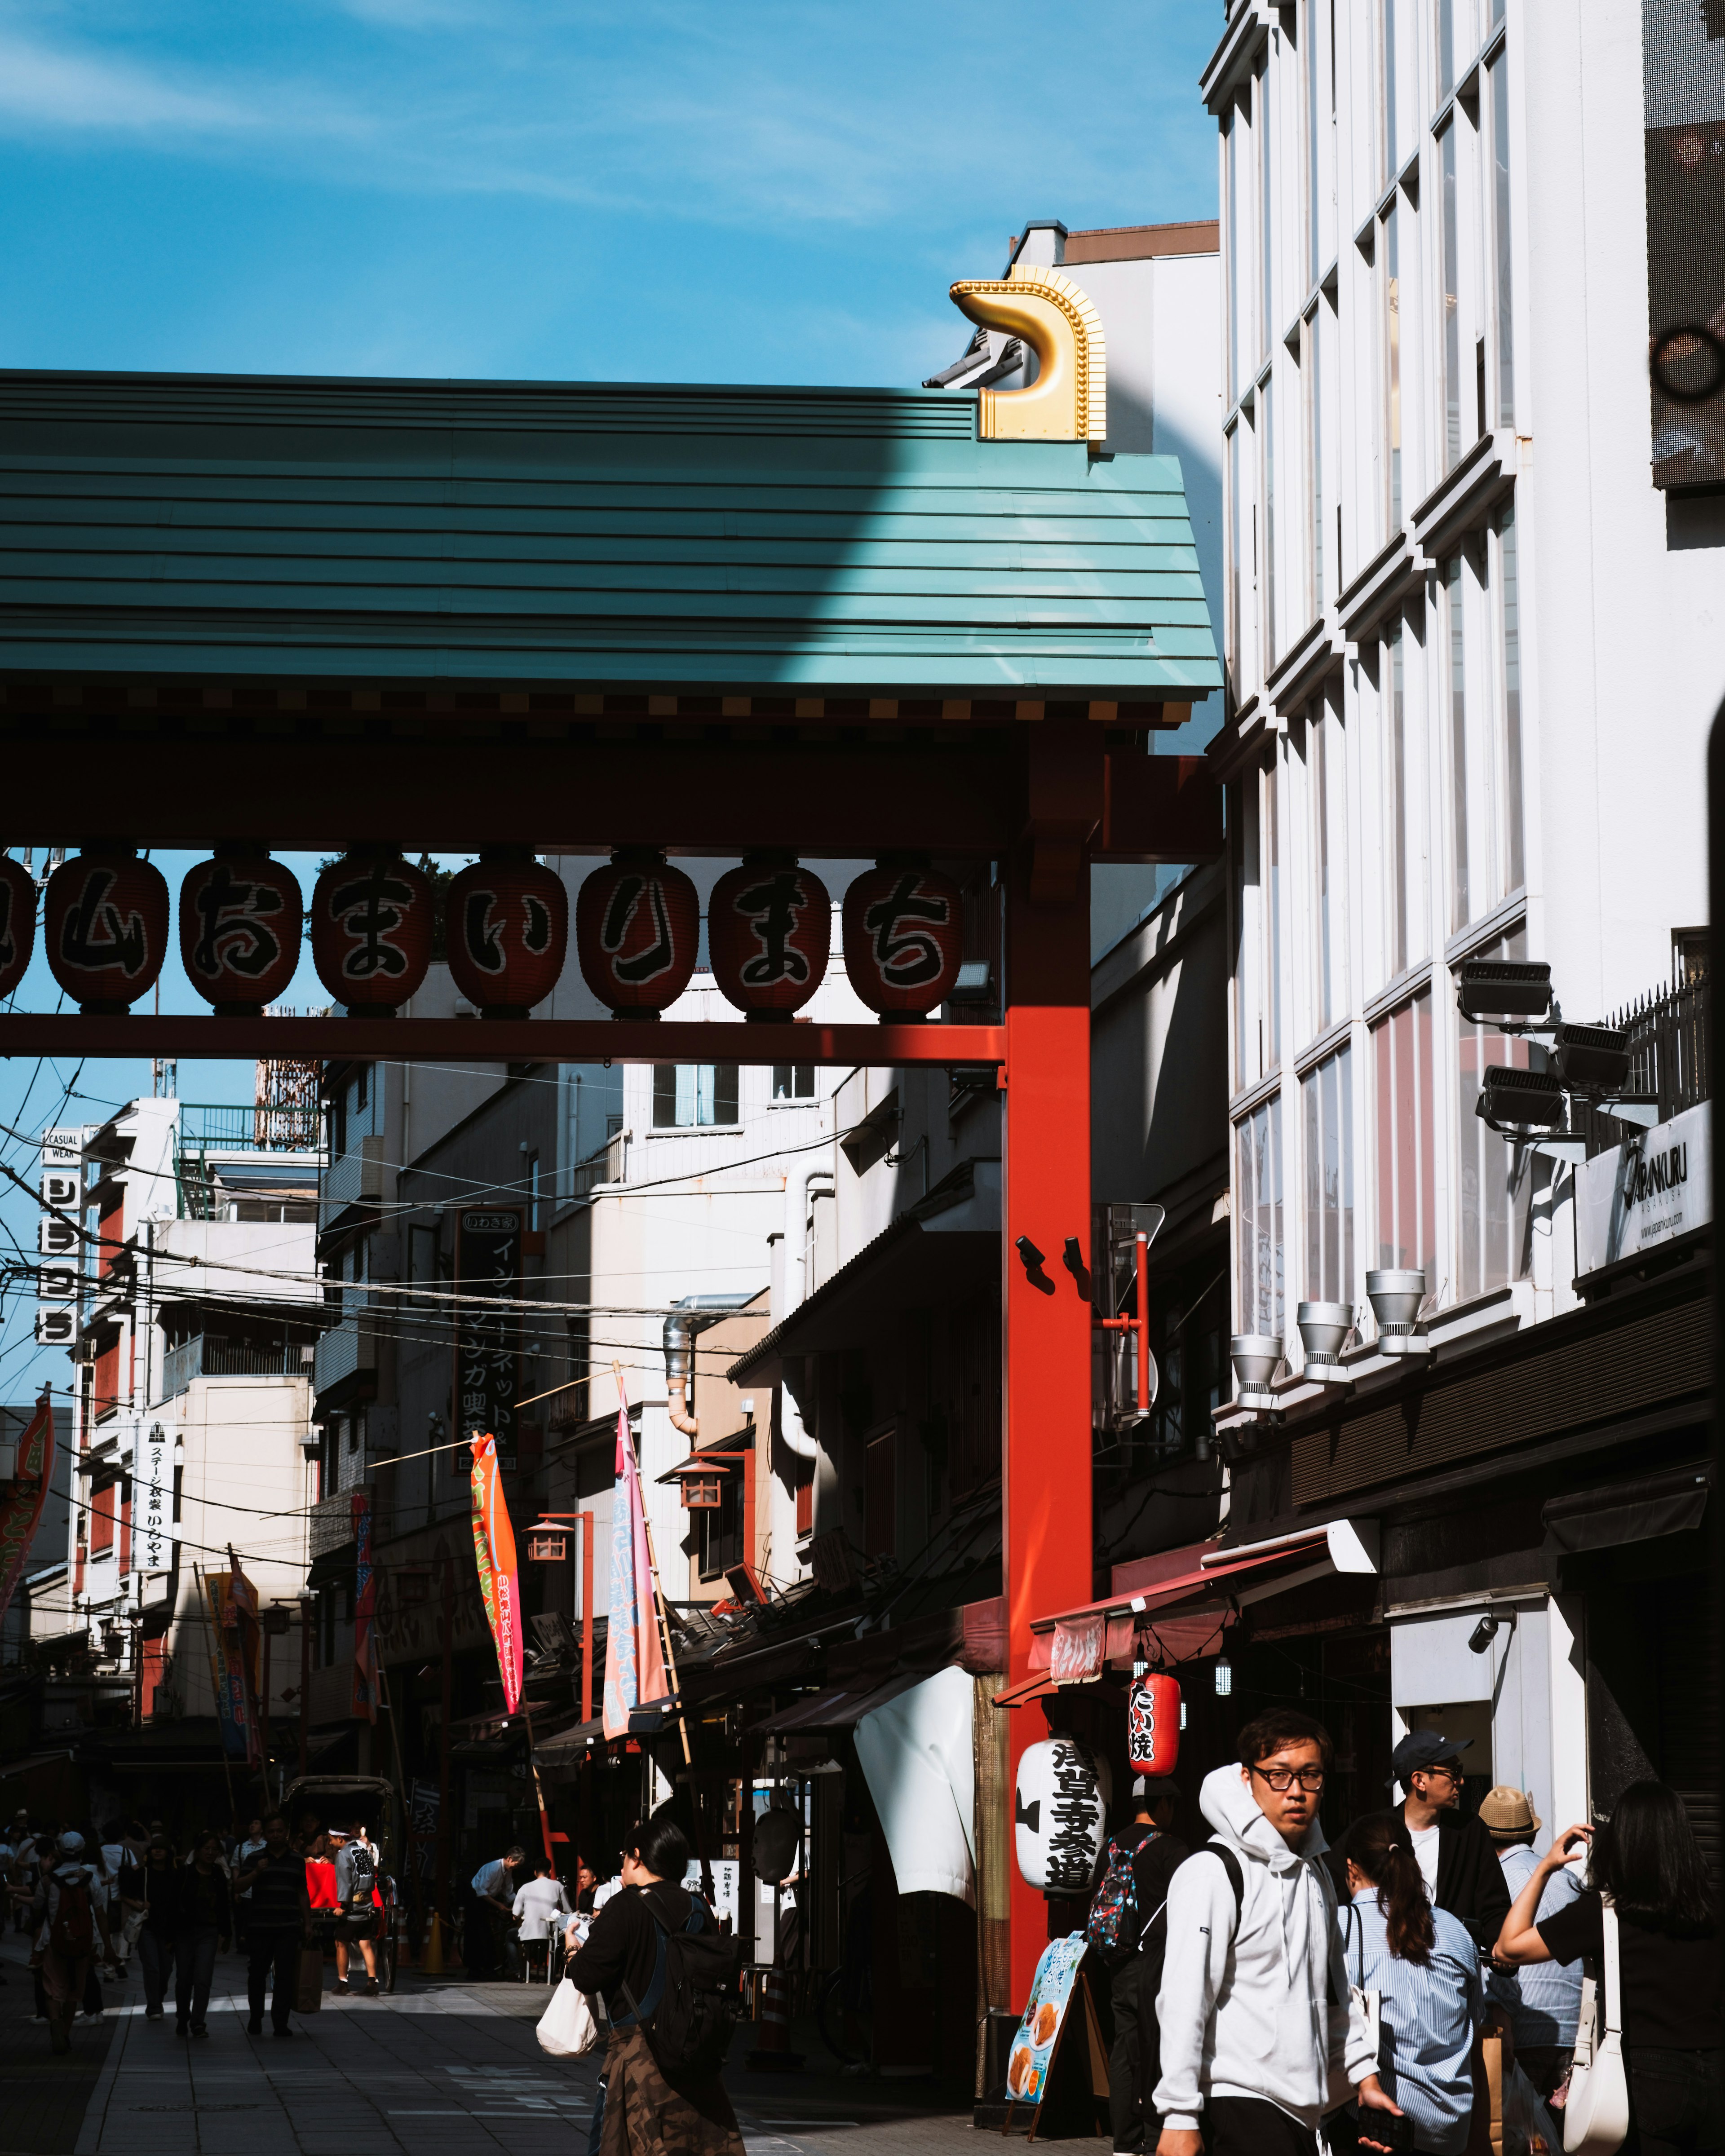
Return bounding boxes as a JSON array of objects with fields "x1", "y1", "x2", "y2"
[
  {"x1": 1135, "y1": 1843, "x2": 1246, "y2": 2097},
  {"x1": 617, "y1": 1886, "x2": 743, "y2": 2080}
]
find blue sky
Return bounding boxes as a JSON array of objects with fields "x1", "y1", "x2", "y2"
[{"x1": 0, "y1": 3, "x2": 1220, "y2": 1407}]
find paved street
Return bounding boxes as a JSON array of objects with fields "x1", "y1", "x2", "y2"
[{"x1": 1, "y1": 1934, "x2": 974, "y2": 2156}]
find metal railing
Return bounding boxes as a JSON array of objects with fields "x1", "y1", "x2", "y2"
[
  {"x1": 1577, "y1": 972, "x2": 1710, "y2": 1157},
  {"x1": 162, "y1": 1334, "x2": 314, "y2": 1398},
  {"x1": 179, "y1": 1102, "x2": 323, "y2": 1153},
  {"x1": 570, "y1": 1127, "x2": 628, "y2": 1200}
]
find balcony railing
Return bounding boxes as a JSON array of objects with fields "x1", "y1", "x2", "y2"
[
  {"x1": 1576, "y1": 972, "x2": 1709, "y2": 1156},
  {"x1": 570, "y1": 1127, "x2": 629, "y2": 1200},
  {"x1": 180, "y1": 1102, "x2": 323, "y2": 1153},
  {"x1": 162, "y1": 1333, "x2": 314, "y2": 1399}
]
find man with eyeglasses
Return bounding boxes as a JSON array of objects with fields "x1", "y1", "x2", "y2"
[
  {"x1": 1152, "y1": 1710, "x2": 1403, "y2": 2156},
  {"x1": 1329, "y1": 1731, "x2": 1511, "y2": 1955}
]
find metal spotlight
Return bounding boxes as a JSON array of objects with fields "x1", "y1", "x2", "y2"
[
  {"x1": 1477, "y1": 1064, "x2": 1567, "y2": 1132},
  {"x1": 1468, "y1": 1613, "x2": 1501, "y2": 1654},
  {"x1": 1458, "y1": 958, "x2": 1553, "y2": 1025},
  {"x1": 1554, "y1": 1022, "x2": 1632, "y2": 1095}
]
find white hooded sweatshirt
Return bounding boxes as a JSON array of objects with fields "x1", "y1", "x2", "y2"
[{"x1": 1152, "y1": 1763, "x2": 1376, "y2": 2134}]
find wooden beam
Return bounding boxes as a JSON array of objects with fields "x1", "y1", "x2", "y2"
[
  {"x1": 1095, "y1": 753, "x2": 1224, "y2": 862},
  {"x1": 0, "y1": 1015, "x2": 1006, "y2": 1067}
]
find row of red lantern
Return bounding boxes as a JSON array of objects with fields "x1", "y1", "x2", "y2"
[{"x1": 0, "y1": 846, "x2": 968, "y2": 1020}]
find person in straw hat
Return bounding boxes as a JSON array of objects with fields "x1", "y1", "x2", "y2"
[{"x1": 1477, "y1": 1785, "x2": 1583, "y2": 2105}]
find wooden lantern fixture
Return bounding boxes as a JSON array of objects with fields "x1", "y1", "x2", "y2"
[
  {"x1": 445, "y1": 847, "x2": 568, "y2": 1018},
  {"x1": 44, "y1": 848, "x2": 171, "y2": 1015},
  {"x1": 310, "y1": 848, "x2": 435, "y2": 1015},
  {"x1": 526, "y1": 1528, "x2": 570, "y2": 1563},
  {"x1": 179, "y1": 846, "x2": 303, "y2": 1015},
  {"x1": 842, "y1": 857, "x2": 964, "y2": 1016},
  {"x1": 681, "y1": 1474, "x2": 723, "y2": 1511},
  {"x1": 0, "y1": 854, "x2": 36, "y2": 1001},
  {"x1": 708, "y1": 852, "x2": 830, "y2": 1020},
  {"x1": 574, "y1": 847, "x2": 701, "y2": 1018}
]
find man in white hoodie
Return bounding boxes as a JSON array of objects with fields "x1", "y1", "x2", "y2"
[{"x1": 1152, "y1": 1710, "x2": 1405, "y2": 2156}]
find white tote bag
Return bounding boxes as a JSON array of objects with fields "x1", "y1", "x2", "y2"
[
  {"x1": 1563, "y1": 1899, "x2": 1630, "y2": 2156},
  {"x1": 536, "y1": 1977, "x2": 600, "y2": 2059},
  {"x1": 1325, "y1": 1903, "x2": 1384, "y2": 2114}
]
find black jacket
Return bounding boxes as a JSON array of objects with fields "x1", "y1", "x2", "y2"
[
  {"x1": 1327, "y1": 1806, "x2": 1510, "y2": 1951},
  {"x1": 564, "y1": 1881, "x2": 695, "y2": 2019}
]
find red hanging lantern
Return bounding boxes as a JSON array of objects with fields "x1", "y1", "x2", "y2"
[
  {"x1": 1127, "y1": 1672, "x2": 1181, "y2": 1779},
  {"x1": 842, "y1": 857, "x2": 965, "y2": 1017},
  {"x1": 310, "y1": 848, "x2": 434, "y2": 1015},
  {"x1": 446, "y1": 849, "x2": 568, "y2": 1017},
  {"x1": 708, "y1": 853, "x2": 830, "y2": 1020},
  {"x1": 0, "y1": 855, "x2": 37, "y2": 1001},
  {"x1": 574, "y1": 848, "x2": 700, "y2": 1018},
  {"x1": 178, "y1": 847, "x2": 302, "y2": 1016},
  {"x1": 44, "y1": 848, "x2": 170, "y2": 1014}
]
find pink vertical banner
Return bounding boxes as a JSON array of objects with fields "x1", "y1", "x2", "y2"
[{"x1": 602, "y1": 1390, "x2": 667, "y2": 1740}]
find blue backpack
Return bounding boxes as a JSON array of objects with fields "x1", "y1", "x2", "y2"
[{"x1": 1086, "y1": 1833, "x2": 1148, "y2": 1956}]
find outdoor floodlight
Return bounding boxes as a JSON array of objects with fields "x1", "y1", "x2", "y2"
[
  {"x1": 1366, "y1": 1269, "x2": 1430, "y2": 1356},
  {"x1": 1296, "y1": 1301, "x2": 1354, "y2": 1375},
  {"x1": 1553, "y1": 1021, "x2": 1632, "y2": 1095},
  {"x1": 1230, "y1": 1333, "x2": 1282, "y2": 1409},
  {"x1": 1468, "y1": 1613, "x2": 1501, "y2": 1655},
  {"x1": 1477, "y1": 1064, "x2": 1567, "y2": 1132},
  {"x1": 1457, "y1": 958, "x2": 1553, "y2": 1025}
]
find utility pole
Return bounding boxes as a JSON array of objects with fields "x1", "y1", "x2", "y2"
[{"x1": 297, "y1": 1594, "x2": 312, "y2": 1777}]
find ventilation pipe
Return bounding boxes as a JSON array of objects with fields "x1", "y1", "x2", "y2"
[
  {"x1": 663, "y1": 1291, "x2": 759, "y2": 1440},
  {"x1": 779, "y1": 1166, "x2": 833, "y2": 1465}
]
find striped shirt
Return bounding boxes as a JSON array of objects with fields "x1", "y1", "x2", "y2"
[
  {"x1": 1343, "y1": 1891, "x2": 1484, "y2": 2156},
  {"x1": 1486, "y1": 1845, "x2": 1583, "y2": 2046}
]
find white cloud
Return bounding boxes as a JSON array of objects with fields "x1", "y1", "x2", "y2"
[{"x1": 0, "y1": 30, "x2": 255, "y2": 133}]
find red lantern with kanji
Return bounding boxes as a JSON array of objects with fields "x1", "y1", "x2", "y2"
[
  {"x1": 446, "y1": 849, "x2": 568, "y2": 1017},
  {"x1": 842, "y1": 857, "x2": 964, "y2": 1016},
  {"x1": 179, "y1": 847, "x2": 303, "y2": 1015},
  {"x1": 1127, "y1": 1672, "x2": 1181, "y2": 1779},
  {"x1": 310, "y1": 848, "x2": 434, "y2": 1015},
  {"x1": 0, "y1": 855, "x2": 36, "y2": 1001},
  {"x1": 44, "y1": 848, "x2": 170, "y2": 1014},
  {"x1": 708, "y1": 853, "x2": 830, "y2": 1019},
  {"x1": 575, "y1": 848, "x2": 700, "y2": 1018}
]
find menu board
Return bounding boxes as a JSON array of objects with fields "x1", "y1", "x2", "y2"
[{"x1": 1005, "y1": 1933, "x2": 1089, "y2": 2107}]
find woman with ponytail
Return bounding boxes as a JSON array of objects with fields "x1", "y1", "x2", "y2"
[{"x1": 1335, "y1": 1814, "x2": 1484, "y2": 2156}]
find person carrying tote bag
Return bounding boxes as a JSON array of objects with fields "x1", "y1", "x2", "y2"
[{"x1": 1494, "y1": 1783, "x2": 1721, "y2": 2156}]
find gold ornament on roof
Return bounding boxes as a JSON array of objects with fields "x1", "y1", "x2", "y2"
[{"x1": 948, "y1": 263, "x2": 1107, "y2": 445}]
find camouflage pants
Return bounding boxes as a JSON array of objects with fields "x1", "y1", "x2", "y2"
[{"x1": 597, "y1": 2028, "x2": 744, "y2": 2156}]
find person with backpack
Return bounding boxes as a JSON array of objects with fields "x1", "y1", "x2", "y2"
[
  {"x1": 1085, "y1": 1776, "x2": 1189, "y2": 2152},
  {"x1": 333, "y1": 1821, "x2": 383, "y2": 1997},
  {"x1": 562, "y1": 1806, "x2": 744, "y2": 2156},
  {"x1": 1332, "y1": 1813, "x2": 1484, "y2": 2154},
  {"x1": 1151, "y1": 1710, "x2": 1403, "y2": 2156},
  {"x1": 31, "y1": 1830, "x2": 114, "y2": 2056},
  {"x1": 175, "y1": 1832, "x2": 232, "y2": 2039}
]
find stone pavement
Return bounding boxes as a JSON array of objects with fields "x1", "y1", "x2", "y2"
[{"x1": 2, "y1": 1932, "x2": 975, "y2": 2156}]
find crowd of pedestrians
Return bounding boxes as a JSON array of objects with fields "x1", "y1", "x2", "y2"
[{"x1": 1073, "y1": 1711, "x2": 1722, "y2": 2156}]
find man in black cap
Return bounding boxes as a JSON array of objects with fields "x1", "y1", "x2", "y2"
[{"x1": 1328, "y1": 1729, "x2": 1510, "y2": 1953}]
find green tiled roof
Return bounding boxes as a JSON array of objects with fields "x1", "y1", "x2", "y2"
[{"x1": 0, "y1": 372, "x2": 1220, "y2": 694}]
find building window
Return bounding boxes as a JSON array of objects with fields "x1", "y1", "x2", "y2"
[
  {"x1": 1438, "y1": 0, "x2": 1455, "y2": 104},
  {"x1": 1455, "y1": 928, "x2": 1539, "y2": 1300},
  {"x1": 772, "y1": 1065, "x2": 815, "y2": 1101},
  {"x1": 1226, "y1": 421, "x2": 1244, "y2": 696},
  {"x1": 1380, "y1": 0, "x2": 1400, "y2": 186},
  {"x1": 653, "y1": 1065, "x2": 740, "y2": 1129},
  {"x1": 1372, "y1": 986, "x2": 1435, "y2": 1283},
  {"x1": 1440, "y1": 121, "x2": 1463, "y2": 471},
  {"x1": 1497, "y1": 503, "x2": 1524, "y2": 893},
  {"x1": 1301, "y1": 1043, "x2": 1353, "y2": 1304},
  {"x1": 1232, "y1": 757, "x2": 1283, "y2": 1088},
  {"x1": 1262, "y1": 376, "x2": 1278, "y2": 667},
  {"x1": 1235, "y1": 1093, "x2": 1285, "y2": 1339},
  {"x1": 1308, "y1": 701, "x2": 1347, "y2": 1032},
  {"x1": 1490, "y1": 50, "x2": 1514, "y2": 427},
  {"x1": 354, "y1": 1065, "x2": 368, "y2": 1115},
  {"x1": 1304, "y1": 306, "x2": 1326, "y2": 614},
  {"x1": 526, "y1": 1150, "x2": 540, "y2": 1231},
  {"x1": 1447, "y1": 552, "x2": 1472, "y2": 929},
  {"x1": 1447, "y1": 526, "x2": 1522, "y2": 932},
  {"x1": 1226, "y1": 114, "x2": 1243, "y2": 406},
  {"x1": 1384, "y1": 611, "x2": 1428, "y2": 979},
  {"x1": 1259, "y1": 57, "x2": 1274, "y2": 363},
  {"x1": 1305, "y1": 0, "x2": 1325, "y2": 285},
  {"x1": 1382, "y1": 201, "x2": 1403, "y2": 535}
]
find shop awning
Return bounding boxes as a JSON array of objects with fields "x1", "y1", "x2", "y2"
[
  {"x1": 1015, "y1": 1517, "x2": 1380, "y2": 1689},
  {"x1": 1542, "y1": 1462, "x2": 1712, "y2": 1558},
  {"x1": 752, "y1": 1670, "x2": 930, "y2": 1736}
]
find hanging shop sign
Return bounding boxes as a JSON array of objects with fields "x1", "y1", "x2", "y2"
[
  {"x1": 456, "y1": 1207, "x2": 522, "y2": 1470},
  {"x1": 1576, "y1": 1099, "x2": 1711, "y2": 1276},
  {"x1": 708, "y1": 853, "x2": 831, "y2": 1017},
  {"x1": 446, "y1": 850, "x2": 569, "y2": 1017},
  {"x1": 179, "y1": 848, "x2": 302, "y2": 1014},
  {"x1": 575, "y1": 848, "x2": 701, "y2": 1017},
  {"x1": 35, "y1": 1127, "x2": 82, "y2": 1348},
  {"x1": 0, "y1": 854, "x2": 36, "y2": 999},
  {"x1": 205, "y1": 1566, "x2": 262, "y2": 1766},
  {"x1": 1127, "y1": 1672, "x2": 1181, "y2": 1778},
  {"x1": 44, "y1": 848, "x2": 170, "y2": 1013},
  {"x1": 1014, "y1": 1733, "x2": 1106, "y2": 1895},
  {"x1": 137, "y1": 1422, "x2": 174, "y2": 1574},
  {"x1": 841, "y1": 859, "x2": 964, "y2": 1016},
  {"x1": 310, "y1": 848, "x2": 435, "y2": 1014},
  {"x1": 470, "y1": 1432, "x2": 523, "y2": 1714}
]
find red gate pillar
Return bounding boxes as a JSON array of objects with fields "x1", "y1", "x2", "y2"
[{"x1": 1001, "y1": 728, "x2": 1100, "y2": 2010}]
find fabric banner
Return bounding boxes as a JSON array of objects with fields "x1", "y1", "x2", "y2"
[
  {"x1": 0, "y1": 1394, "x2": 54, "y2": 1627},
  {"x1": 469, "y1": 1432, "x2": 523, "y2": 1713},
  {"x1": 205, "y1": 1567, "x2": 261, "y2": 1764},
  {"x1": 352, "y1": 1488, "x2": 377, "y2": 1723},
  {"x1": 853, "y1": 1664, "x2": 976, "y2": 1905},
  {"x1": 602, "y1": 1397, "x2": 668, "y2": 1740}
]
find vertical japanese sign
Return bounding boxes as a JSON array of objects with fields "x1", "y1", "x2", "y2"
[
  {"x1": 137, "y1": 1423, "x2": 173, "y2": 1573},
  {"x1": 456, "y1": 1208, "x2": 522, "y2": 1470},
  {"x1": 602, "y1": 1397, "x2": 667, "y2": 1740},
  {"x1": 205, "y1": 1568, "x2": 261, "y2": 1765},
  {"x1": 35, "y1": 1128, "x2": 82, "y2": 1347},
  {"x1": 0, "y1": 1395, "x2": 54, "y2": 1626},
  {"x1": 469, "y1": 1433, "x2": 523, "y2": 1713},
  {"x1": 352, "y1": 1487, "x2": 377, "y2": 1723}
]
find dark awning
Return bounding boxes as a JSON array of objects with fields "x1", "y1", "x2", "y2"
[
  {"x1": 1542, "y1": 1462, "x2": 1712, "y2": 1558},
  {"x1": 751, "y1": 1670, "x2": 931, "y2": 1736}
]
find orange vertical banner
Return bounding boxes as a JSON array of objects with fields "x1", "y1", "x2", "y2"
[{"x1": 469, "y1": 1432, "x2": 522, "y2": 1713}]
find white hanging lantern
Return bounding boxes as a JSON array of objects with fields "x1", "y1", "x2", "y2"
[{"x1": 1013, "y1": 1733, "x2": 1106, "y2": 1895}]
